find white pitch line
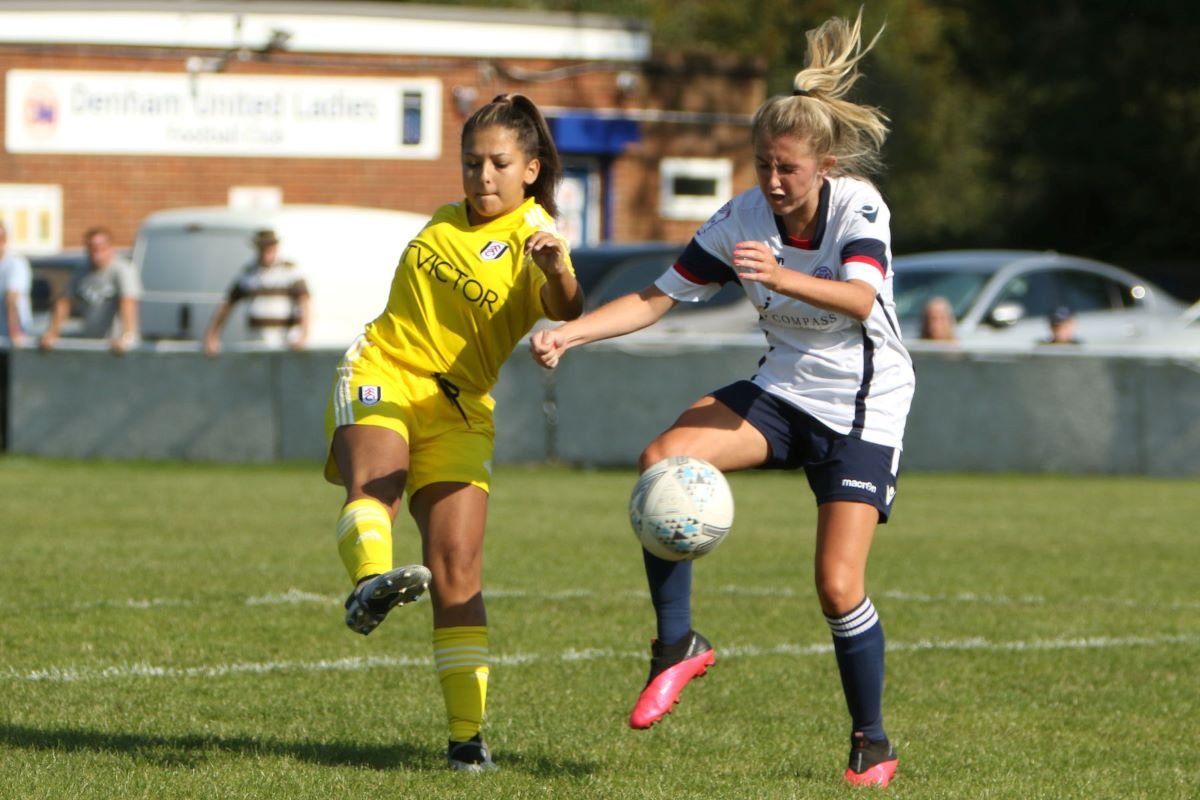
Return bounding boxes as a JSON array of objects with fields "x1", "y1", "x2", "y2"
[
  {"x1": 244, "y1": 588, "x2": 341, "y2": 607},
  {"x1": 876, "y1": 589, "x2": 1049, "y2": 606},
  {"x1": 63, "y1": 586, "x2": 1200, "y2": 612},
  {"x1": 875, "y1": 589, "x2": 1200, "y2": 611},
  {"x1": 4, "y1": 633, "x2": 1198, "y2": 684}
]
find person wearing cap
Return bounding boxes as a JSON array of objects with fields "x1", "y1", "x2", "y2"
[
  {"x1": 203, "y1": 228, "x2": 310, "y2": 356},
  {"x1": 1043, "y1": 305, "x2": 1082, "y2": 345}
]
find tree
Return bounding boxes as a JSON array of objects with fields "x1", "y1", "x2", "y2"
[{"x1": 373, "y1": 0, "x2": 1200, "y2": 293}]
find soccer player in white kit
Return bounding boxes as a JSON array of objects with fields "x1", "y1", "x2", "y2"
[{"x1": 530, "y1": 11, "x2": 912, "y2": 789}]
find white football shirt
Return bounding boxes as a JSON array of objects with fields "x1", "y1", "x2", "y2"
[{"x1": 655, "y1": 177, "x2": 915, "y2": 448}]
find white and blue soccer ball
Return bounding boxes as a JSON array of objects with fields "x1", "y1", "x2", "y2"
[{"x1": 629, "y1": 456, "x2": 734, "y2": 561}]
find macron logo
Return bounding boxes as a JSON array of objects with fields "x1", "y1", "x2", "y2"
[{"x1": 841, "y1": 478, "x2": 878, "y2": 494}]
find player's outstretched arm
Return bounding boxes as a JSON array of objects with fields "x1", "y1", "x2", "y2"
[{"x1": 530, "y1": 286, "x2": 676, "y2": 369}]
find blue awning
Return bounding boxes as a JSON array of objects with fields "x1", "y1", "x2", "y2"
[{"x1": 548, "y1": 113, "x2": 640, "y2": 155}]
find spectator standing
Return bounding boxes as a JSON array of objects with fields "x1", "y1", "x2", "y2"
[
  {"x1": 0, "y1": 221, "x2": 33, "y2": 347},
  {"x1": 203, "y1": 229, "x2": 310, "y2": 356},
  {"x1": 39, "y1": 226, "x2": 141, "y2": 353}
]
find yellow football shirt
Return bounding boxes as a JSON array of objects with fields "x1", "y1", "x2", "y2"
[{"x1": 364, "y1": 196, "x2": 569, "y2": 393}]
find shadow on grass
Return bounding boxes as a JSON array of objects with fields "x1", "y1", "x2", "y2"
[{"x1": 0, "y1": 722, "x2": 598, "y2": 776}]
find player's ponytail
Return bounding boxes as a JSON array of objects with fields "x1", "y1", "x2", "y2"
[
  {"x1": 462, "y1": 93, "x2": 562, "y2": 219},
  {"x1": 752, "y1": 9, "x2": 889, "y2": 180}
]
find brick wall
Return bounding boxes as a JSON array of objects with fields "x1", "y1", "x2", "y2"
[{"x1": 0, "y1": 44, "x2": 764, "y2": 248}]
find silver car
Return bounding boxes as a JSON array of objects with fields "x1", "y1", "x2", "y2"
[
  {"x1": 892, "y1": 249, "x2": 1186, "y2": 347},
  {"x1": 1112, "y1": 298, "x2": 1200, "y2": 352},
  {"x1": 578, "y1": 242, "x2": 756, "y2": 334}
]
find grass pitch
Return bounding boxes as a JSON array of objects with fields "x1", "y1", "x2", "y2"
[{"x1": 0, "y1": 457, "x2": 1196, "y2": 799}]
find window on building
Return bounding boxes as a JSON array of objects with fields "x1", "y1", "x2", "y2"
[
  {"x1": 402, "y1": 92, "x2": 423, "y2": 146},
  {"x1": 658, "y1": 158, "x2": 733, "y2": 220}
]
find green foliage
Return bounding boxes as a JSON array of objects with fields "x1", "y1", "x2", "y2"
[
  {"x1": 950, "y1": 2, "x2": 1200, "y2": 265},
  {"x1": 392, "y1": 0, "x2": 1200, "y2": 294},
  {"x1": 1, "y1": 458, "x2": 1197, "y2": 799}
]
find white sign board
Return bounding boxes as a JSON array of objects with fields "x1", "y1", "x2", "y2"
[{"x1": 5, "y1": 70, "x2": 442, "y2": 159}]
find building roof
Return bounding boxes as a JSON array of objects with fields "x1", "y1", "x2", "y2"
[{"x1": 0, "y1": 1, "x2": 652, "y2": 61}]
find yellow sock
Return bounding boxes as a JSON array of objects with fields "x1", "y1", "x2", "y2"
[
  {"x1": 434, "y1": 626, "x2": 490, "y2": 742},
  {"x1": 335, "y1": 498, "x2": 394, "y2": 584}
]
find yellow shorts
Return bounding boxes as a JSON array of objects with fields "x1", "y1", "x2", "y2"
[{"x1": 324, "y1": 336, "x2": 496, "y2": 495}]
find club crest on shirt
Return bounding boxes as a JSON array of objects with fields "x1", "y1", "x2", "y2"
[
  {"x1": 812, "y1": 266, "x2": 835, "y2": 280},
  {"x1": 697, "y1": 201, "x2": 733, "y2": 236},
  {"x1": 358, "y1": 385, "x2": 382, "y2": 406},
  {"x1": 480, "y1": 241, "x2": 510, "y2": 261},
  {"x1": 857, "y1": 203, "x2": 879, "y2": 223}
]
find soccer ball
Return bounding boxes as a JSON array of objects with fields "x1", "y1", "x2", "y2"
[{"x1": 629, "y1": 456, "x2": 734, "y2": 561}]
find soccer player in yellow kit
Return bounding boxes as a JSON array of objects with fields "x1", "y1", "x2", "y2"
[{"x1": 323, "y1": 93, "x2": 582, "y2": 772}]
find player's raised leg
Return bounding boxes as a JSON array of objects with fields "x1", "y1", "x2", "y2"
[
  {"x1": 332, "y1": 424, "x2": 430, "y2": 635},
  {"x1": 344, "y1": 564, "x2": 433, "y2": 636},
  {"x1": 629, "y1": 394, "x2": 768, "y2": 729}
]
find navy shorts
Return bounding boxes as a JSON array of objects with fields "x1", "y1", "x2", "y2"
[{"x1": 710, "y1": 380, "x2": 901, "y2": 522}]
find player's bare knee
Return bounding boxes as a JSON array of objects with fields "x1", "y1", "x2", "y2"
[
  {"x1": 355, "y1": 471, "x2": 406, "y2": 507},
  {"x1": 639, "y1": 440, "x2": 671, "y2": 471},
  {"x1": 815, "y1": 575, "x2": 863, "y2": 616},
  {"x1": 429, "y1": 562, "x2": 483, "y2": 604}
]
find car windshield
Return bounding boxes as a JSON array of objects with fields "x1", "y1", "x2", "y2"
[
  {"x1": 590, "y1": 253, "x2": 744, "y2": 312},
  {"x1": 570, "y1": 245, "x2": 678, "y2": 294},
  {"x1": 892, "y1": 265, "x2": 993, "y2": 322},
  {"x1": 139, "y1": 227, "x2": 256, "y2": 293}
]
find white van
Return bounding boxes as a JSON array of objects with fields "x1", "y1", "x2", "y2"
[{"x1": 134, "y1": 204, "x2": 430, "y2": 348}]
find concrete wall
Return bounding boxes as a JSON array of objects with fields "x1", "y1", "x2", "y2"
[
  {"x1": 3, "y1": 344, "x2": 550, "y2": 465},
  {"x1": 897, "y1": 347, "x2": 1200, "y2": 475},
  {"x1": 6, "y1": 339, "x2": 1200, "y2": 475}
]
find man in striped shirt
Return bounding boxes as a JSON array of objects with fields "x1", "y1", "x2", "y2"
[{"x1": 204, "y1": 228, "x2": 310, "y2": 356}]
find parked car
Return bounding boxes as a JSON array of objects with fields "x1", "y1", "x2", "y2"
[
  {"x1": 892, "y1": 249, "x2": 1186, "y2": 347},
  {"x1": 1106, "y1": 297, "x2": 1200, "y2": 351},
  {"x1": 1171, "y1": 300, "x2": 1200, "y2": 348},
  {"x1": 559, "y1": 245, "x2": 1185, "y2": 346},
  {"x1": 29, "y1": 250, "x2": 88, "y2": 318},
  {"x1": 1183, "y1": 301, "x2": 1200, "y2": 329},
  {"x1": 573, "y1": 241, "x2": 757, "y2": 334},
  {"x1": 570, "y1": 241, "x2": 682, "y2": 297}
]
